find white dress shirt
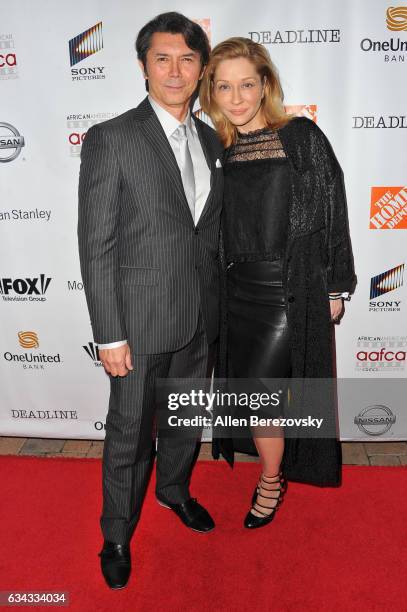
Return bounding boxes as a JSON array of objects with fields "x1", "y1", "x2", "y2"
[{"x1": 98, "y1": 95, "x2": 212, "y2": 350}]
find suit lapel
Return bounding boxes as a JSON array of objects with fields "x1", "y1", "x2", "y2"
[
  {"x1": 137, "y1": 98, "x2": 193, "y2": 223},
  {"x1": 192, "y1": 115, "x2": 220, "y2": 227}
]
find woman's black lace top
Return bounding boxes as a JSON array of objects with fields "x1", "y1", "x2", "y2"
[{"x1": 223, "y1": 127, "x2": 290, "y2": 264}]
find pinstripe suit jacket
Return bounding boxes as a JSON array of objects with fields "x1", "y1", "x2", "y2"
[{"x1": 78, "y1": 96, "x2": 224, "y2": 354}]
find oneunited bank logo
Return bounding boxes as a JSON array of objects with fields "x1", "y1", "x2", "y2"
[
  {"x1": 4, "y1": 332, "x2": 62, "y2": 370},
  {"x1": 370, "y1": 187, "x2": 407, "y2": 229},
  {"x1": 18, "y1": 331, "x2": 39, "y2": 349},
  {"x1": 69, "y1": 22, "x2": 105, "y2": 81},
  {"x1": 386, "y1": 6, "x2": 407, "y2": 30}
]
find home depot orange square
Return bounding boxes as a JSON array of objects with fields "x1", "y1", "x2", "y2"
[
  {"x1": 370, "y1": 187, "x2": 407, "y2": 229},
  {"x1": 284, "y1": 105, "x2": 317, "y2": 122}
]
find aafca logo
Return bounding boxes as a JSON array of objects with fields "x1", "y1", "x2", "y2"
[
  {"x1": 0, "y1": 274, "x2": 52, "y2": 302},
  {"x1": 356, "y1": 336, "x2": 406, "y2": 372},
  {"x1": 0, "y1": 34, "x2": 18, "y2": 80},
  {"x1": 370, "y1": 187, "x2": 407, "y2": 229},
  {"x1": 369, "y1": 263, "x2": 404, "y2": 312},
  {"x1": 69, "y1": 21, "x2": 105, "y2": 81},
  {"x1": 66, "y1": 112, "x2": 117, "y2": 157},
  {"x1": 83, "y1": 341, "x2": 103, "y2": 367},
  {"x1": 360, "y1": 6, "x2": 407, "y2": 63},
  {"x1": 285, "y1": 105, "x2": 317, "y2": 122},
  {"x1": 3, "y1": 332, "x2": 62, "y2": 370}
]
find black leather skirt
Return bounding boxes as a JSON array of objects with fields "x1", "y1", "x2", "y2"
[
  {"x1": 224, "y1": 259, "x2": 292, "y2": 427},
  {"x1": 227, "y1": 258, "x2": 292, "y2": 379}
]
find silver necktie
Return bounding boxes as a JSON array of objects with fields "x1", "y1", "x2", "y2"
[{"x1": 172, "y1": 124, "x2": 196, "y2": 221}]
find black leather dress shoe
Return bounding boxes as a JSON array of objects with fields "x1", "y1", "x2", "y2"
[
  {"x1": 98, "y1": 541, "x2": 131, "y2": 589},
  {"x1": 156, "y1": 496, "x2": 215, "y2": 533}
]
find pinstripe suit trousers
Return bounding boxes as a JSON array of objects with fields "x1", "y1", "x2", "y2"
[{"x1": 100, "y1": 310, "x2": 216, "y2": 544}]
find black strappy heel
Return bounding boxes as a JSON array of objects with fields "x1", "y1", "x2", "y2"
[{"x1": 244, "y1": 472, "x2": 287, "y2": 529}]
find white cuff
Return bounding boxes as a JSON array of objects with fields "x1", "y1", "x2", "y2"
[{"x1": 98, "y1": 340, "x2": 128, "y2": 350}]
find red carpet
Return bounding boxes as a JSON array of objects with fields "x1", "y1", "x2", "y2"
[{"x1": 1, "y1": 456, "x2": 406, "y2": 611}]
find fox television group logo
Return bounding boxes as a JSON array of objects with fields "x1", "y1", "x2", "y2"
[
  {"x1": 370, "y1": 187, "x2": 407, "y2": 229},
  {"x1": 360, "y1": 6, "x2": 407, "y2": 62},
  {"x1": 69, "y1": 22, "x2": 105, "y2": 81},
  {"x1": 0, "y1": 274, "x2": 52, "y2": 302},
  {"x1": 0, "y1": 34, "x2": 18, "y2": 79},
  {"x1": 83, "y1": 341, "x2": 103, "y2": 366},
  {"x1": 369, "y1": 264, "x2": 404, "y2": 312}
]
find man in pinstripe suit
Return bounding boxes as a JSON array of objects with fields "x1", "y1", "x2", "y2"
[{"x1": 78, "y1": 13, "x2": 223, "y2": 589}]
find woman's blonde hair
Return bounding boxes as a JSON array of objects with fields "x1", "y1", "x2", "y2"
[{"x1": 200, "y1": 37, "x2": 292, "y2": 147}]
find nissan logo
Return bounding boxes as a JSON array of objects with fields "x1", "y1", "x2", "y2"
[
  {"x1": 354, "y1": 404, "x2": 396, "y2": 436},
  {"x1": 0, "y1": 122, "x2": 25, "y2": 162}
]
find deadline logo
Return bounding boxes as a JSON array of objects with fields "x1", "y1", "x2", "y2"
[
  {"x1": 370, "y1": 187, "x2": 407, "y2": 229},
  {"x1": 369, "y1": 264, "x2": 404, "y2": 312},
  {"x1": 18, "y1": 331, "x2": 39, "y2": 349},
  {"x1": 0, "y1": 274, "x2": 52, "y2": 302},
  {"x1": 0, "y1": 122, "x2": 25, "y2": 163},
  {"x1": 69, "y1": 22, "x2": 105, "y2": 81},
  {"x1": 83, "y1": 341, "x2": 103, "y2": 367},
  {"x1": 0, "y1": 34, "x2": 18, "y2": 80}
]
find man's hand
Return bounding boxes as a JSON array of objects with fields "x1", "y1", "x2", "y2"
[
  {"x1": 99, "y1": 344, "x2": 134, "y2": 377},
  {"x1": 329, "y1": 298, "x2": 344, "y2": 323}
]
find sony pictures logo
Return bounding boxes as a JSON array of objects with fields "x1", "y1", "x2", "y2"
[
  {"x1": 0, "y1": 34, "x2": 18, "y2": 79},
  {"x1": 369, "y1": 264, "x2": 404, "y2": 312},
  {"x1": 0, "y1": 274, "x2": 52, "y2": 302},
  {"x1": 69, "y1": 21, "x2": 106, "y2": 81}
]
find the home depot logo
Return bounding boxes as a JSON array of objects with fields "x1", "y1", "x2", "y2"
[
  {"x1": 284, "y1": 105, "x2": 317, "y2": 122},
  {"x1": 370, "y1": 187, "x2": 407, "y2": 229}
]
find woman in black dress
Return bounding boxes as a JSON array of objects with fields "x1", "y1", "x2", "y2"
[{"x1": 200, "y1": 38, "x2": 356, "y2": 529}]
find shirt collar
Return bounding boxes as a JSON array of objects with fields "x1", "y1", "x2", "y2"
[{"x1": 148, "y1": 95, "x2": 194, "y2": 139}]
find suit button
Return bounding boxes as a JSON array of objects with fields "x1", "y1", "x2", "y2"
[
  {"x1": 194, "y1": 228, "x2": 199, "y2": 235},
  {"x1": 288, "y1": 295, "x2": 295, "y2": 303}
]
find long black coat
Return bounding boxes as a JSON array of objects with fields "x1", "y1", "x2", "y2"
[{"x1": 213, "y1": 117, "x2": 357, "y2": 487}]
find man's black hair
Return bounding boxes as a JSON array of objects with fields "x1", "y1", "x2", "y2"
[{"x1": 136, "y1": 12, "x2": 210, "y2": 91}]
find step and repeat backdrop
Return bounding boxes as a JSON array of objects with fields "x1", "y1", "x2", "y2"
[{"x1": 1, "y1": 0, "x2": 406, "y2": 441}]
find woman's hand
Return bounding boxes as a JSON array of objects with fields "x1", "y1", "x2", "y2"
[{"x1": 329, "y1": 297, "x2": 344, "y2": 323}]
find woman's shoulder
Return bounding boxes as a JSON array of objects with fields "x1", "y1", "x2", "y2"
[{"x1": 278, "y1": 116, "x2": 340, "y2": 176}]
